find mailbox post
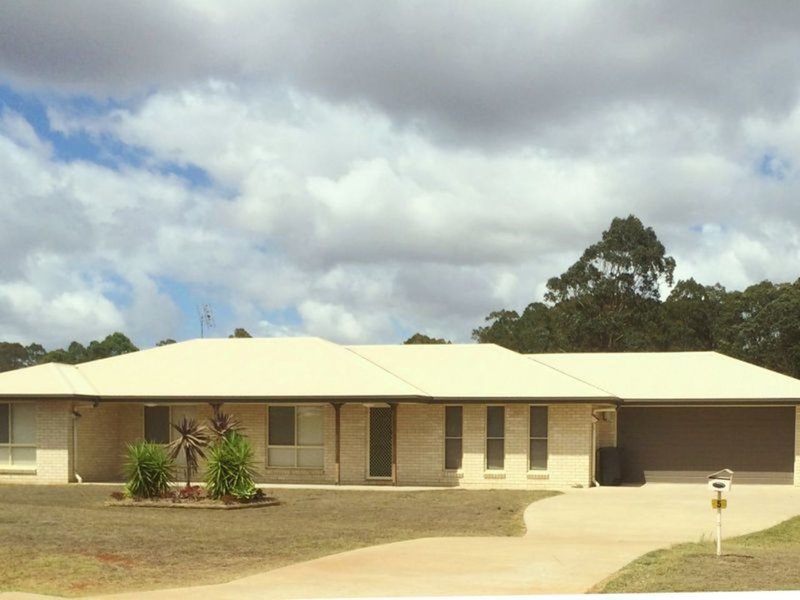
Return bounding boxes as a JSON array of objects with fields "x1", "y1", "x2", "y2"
[{"x1": 707, "y1": 469, "x2": 734, "y2": 557}]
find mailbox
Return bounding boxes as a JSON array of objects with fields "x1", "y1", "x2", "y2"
[{"x1": 707, "y1": 468, "x2": 734, "y2": 492}]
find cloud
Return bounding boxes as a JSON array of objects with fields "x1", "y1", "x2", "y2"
[
  {"x1": 3, "y1": 4, "x2": 800, "y2": 348},
  {"x1": 4, "y1": 2, "x2": 800, "y2": 147}
]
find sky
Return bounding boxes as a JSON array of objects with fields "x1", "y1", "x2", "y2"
[{"x1": 1, "y1": 1, "x2": 800, "y2": 349}]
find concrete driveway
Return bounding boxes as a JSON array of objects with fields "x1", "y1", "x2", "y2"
[{"x1": 7, "y1": 484, "x2": 800, "y2": 599}]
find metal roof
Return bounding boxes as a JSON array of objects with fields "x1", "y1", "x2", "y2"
[
  {"x1": 0, "y1": 362, "x2": 98, "y2": 398},
  {"x1": 529, "y1": 351, "x2": 800, "y2": 402},
  {"x1": 0, "y1": 339, "x2": 798, "y2": 404},
  {"x1": 347, "y1": 343, "x2": 614, "y2": 400},
  {"x1": 0, "y1": 338, "x2": 426, "y2": 401}
]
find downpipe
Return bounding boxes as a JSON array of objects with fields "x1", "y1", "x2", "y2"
[
  {"x1": 72, "y1": 407, "x2": 82, "y2": 484},
  {"x1": 71, "y1": 401, "x2": 98, "y2": 484},
  {"x1": 591, "y1": 408, "x2": 617, "y2": 487}
]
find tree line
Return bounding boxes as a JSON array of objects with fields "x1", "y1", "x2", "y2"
[
  {"x1": 408, "y1": 215, "x2": 800, "y2": 379},
  {"x1": 3, "y1": 215, "x2": 799, "y2": 380},
  {"x1": 0, "y1": 328, "x2": 254, "y2": 373}
]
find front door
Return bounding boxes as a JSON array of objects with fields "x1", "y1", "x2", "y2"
[{"x1": 368, "y1": 407, "x2": 393, "y2": 478}]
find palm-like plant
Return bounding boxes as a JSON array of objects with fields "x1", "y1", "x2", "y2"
[
  {"x1": 167, "y1": 417, "x2": 210, "y2": 488},
  {"x1": 208, "y1": 404, "x2": 243, "y2": 441}
]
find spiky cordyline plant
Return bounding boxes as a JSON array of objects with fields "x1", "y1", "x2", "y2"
[
  {"x1": 167, "y1": 417, "x2": 210, "y2": 488},
  {"x1": 209, "y1": 404, "x2": 243, "y2": 441}
]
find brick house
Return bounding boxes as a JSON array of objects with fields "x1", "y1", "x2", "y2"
[{"x1": 1, "y1": 338, "x2": 798, "y2": 487}]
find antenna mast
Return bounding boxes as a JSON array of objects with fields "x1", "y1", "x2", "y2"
[{"x1": 198, "y1": 304, "x2": 215, "y2": 338}]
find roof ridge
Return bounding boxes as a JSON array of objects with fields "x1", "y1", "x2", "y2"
[
  {"x1": 525, "y1": 355, "x2": 619, "y2": 399},
  {"x1": 50, "y1": 362, "x2": 99, "y2": 396},
  {"x1": 344, "y1": 347, "x2": 432, "y2": 398}
]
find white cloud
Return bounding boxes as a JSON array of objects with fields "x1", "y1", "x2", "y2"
[{"x1": 4, "y1": 4, "x2": 800, "y2": 348}]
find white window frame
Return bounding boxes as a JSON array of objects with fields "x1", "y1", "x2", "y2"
[
  {"x1": 528, "y1": 405, "x2": 549, "y2": 472},
  {"x1": 0, "y1": 402, "x2": 37, "y2": 469},
  {"x1": 485, "y1": 405, "x2": 505, "y2": 471},
  {"x1": 267, "y1": 405, "x2": 325, "y2": 469},
  {"x1": 443, "y1": 405, "x2": 463, "y2": 471}
]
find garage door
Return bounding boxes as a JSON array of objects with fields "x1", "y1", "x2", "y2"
[{"x1": 617, "y1": 406, "x2": 796, "y2": 484}]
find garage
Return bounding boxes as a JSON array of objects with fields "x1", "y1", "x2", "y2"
[{"x1": 618, "y1": 406, "x2": 796, "y2": 484}]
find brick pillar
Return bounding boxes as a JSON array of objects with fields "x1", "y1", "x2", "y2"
[
  {"x1": 37, "y1": 400, "x2": 72, "y2": 483},
  {"x1": 794, "y1": 406, "x2": 800, "y2": 487}
]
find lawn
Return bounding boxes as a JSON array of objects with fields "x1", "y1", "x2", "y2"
[
  {"x1": 0, "y1": 485, "x2": 555, "y2": 597},
  {"x1": 595, "y1": 515, "x2": 800, "y2": 593}
]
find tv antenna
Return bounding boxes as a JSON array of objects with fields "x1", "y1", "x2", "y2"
[{"x1": 198, "y1": 304, "x2": 215, "y2": 338}]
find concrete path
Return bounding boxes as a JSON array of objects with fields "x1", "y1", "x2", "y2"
[{"x1": 4, "y1": 484, "x2": 800, "y2": 599}]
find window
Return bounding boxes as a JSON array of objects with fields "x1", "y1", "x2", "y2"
[
  {"x1": 529, "y1": 406, "x2": 549, "y2": 471},
  {"x1": 486, "y1": 405, "x2": 504, "y2": 470},
  {"x1": 268, "y1": 406, "x2": 324, "y2": 468},
  {"x1": 144, "y1": 406, "x2": 171, "y2": 444},
  {"x1": 0, "y1": 403, "x2": 36, "y2": 467},
  {"x1": 444, "y1": 406, "x2": 463, "y2": 470}
]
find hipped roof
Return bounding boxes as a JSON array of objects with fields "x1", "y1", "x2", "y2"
[
  {"x1": 529, "y1": 351, "x2": 800, "y2": 403},
  {"x1": 0, "y1": 338, "x2": 798, "y2": 404},
  {"x1": 348, "y1": 343, "x2": 612, "y2": 401},
  {"x1": 0, "y1": 362, "x2": 99, "y2": 397},
  {"x1": 75, "y1": 338, "x2": 426, "y2": 400}
]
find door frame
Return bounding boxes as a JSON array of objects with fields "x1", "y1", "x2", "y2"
[{"x1": 366, "y1": 405, "x2": 393, "y2": 480}]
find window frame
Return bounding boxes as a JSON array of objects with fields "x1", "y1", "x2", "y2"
[
  {"x1": 485, "y1": 405, "x2": 505, "y2": 471},
  {"x1": 143, "y1": 405, "x2": 172, "y2": 444},
  {"x1": 267, "y1": 405, "x2": 325, "y2": 469},
  {"x1": 0, "y1": 402, "x2": 37, "y2": 469},
  {"x1": 529, "y1": 405, "x2": 549, "y2": 472},
  {"x1": 443, "y1": 405, "x2": 463, "y2": 471}
]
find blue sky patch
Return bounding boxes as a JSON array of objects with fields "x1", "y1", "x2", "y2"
[
  {"x1": 758, "y1": 152, "x2": 790, "y2": 181},
  {"x1": 0, "y1": 82, "x2": 213, "y2": 189}
]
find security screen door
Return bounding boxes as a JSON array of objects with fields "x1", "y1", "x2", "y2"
[{"x1": 368, "y1": 407, "x2": 393, "y2": 478}]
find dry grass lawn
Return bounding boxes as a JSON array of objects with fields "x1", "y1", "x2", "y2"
[
  {"x1": 595, "y1": 515, "x2": 800, "y2": 593},
  {"x1": 0, "y1": 484, "x2": 555, "y2": 597}
]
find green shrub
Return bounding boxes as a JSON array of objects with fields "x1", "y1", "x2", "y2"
[
  {"x1": 205, "y1": 431, "x2": 258, "y2": 501},
  {"x1": 123, "y1": 441, "x2": 175, "y2": 499}
]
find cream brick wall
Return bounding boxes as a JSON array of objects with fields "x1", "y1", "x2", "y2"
[
  {"x1": 0, "y1": 400, "x2": 73, "y2": 484},
  {"x1": 396, "y1": 404, "x2": 451, "y2": 485},
  {"x1": 547, "y1": 404, "x2": 593, "y2": 488},
  {"x1": 596, "y1": 410, "x2": 617, "y2": 448},
  {"x1": 340, "y1": 404, "x2": 368, "y2": 484},
  {"x1": 1, "y1": 399, "x2": 599, "y2": 489},
  {"x1": 35, "y1": 401, "x2": 72, "y2": 483},
  {"x1": 75, "y1": 402, "x2": 150, "y2": 481},
  {"x1": 72, "y1": 402, "x2": 336, "y2": 485},
  {"x1": 454, "y1": 403, "x2": 594, "y2": 489},
  {"x1": 795, "y1": 406, "x2": 800, "y2": 487},
  {"x1": 76, "y1": 403, "x2": 121, "y2": 481}
]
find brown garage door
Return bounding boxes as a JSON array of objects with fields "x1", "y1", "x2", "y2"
[{"x1": 618, "y1": 406, "x2": 796, "y2": 484}]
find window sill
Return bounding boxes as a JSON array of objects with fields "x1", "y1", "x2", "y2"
[
  {"x1": 484, "y1": 471, "x2": 506, "y2": 479},
  {"x1": 527, "y1": 471, "x2": 549, "y2": 480},
  {"x1": 0, "y1": 467, "x2": 37, "y2": 475},
  {"x1": 265, "y1": 467, "x2": 325, "y2": 472},
  {"x1": 443, "y1": 470, "x2": 464, "y2": 479}
]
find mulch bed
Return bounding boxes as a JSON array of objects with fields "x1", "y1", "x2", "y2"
[
  {"x1": 105, "y1": 486, "x2": 279, "y2": 509},
  {"x1": 105, "y1": 497, "x2": 280, "y2": 510}
]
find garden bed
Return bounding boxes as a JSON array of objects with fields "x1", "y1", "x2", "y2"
[
  {"x1": 105, "y1": 485, "x2": 278, "y2": 509},
  {"x1": 105, "y1": 497, "x2": 280, "y2": 509}
]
